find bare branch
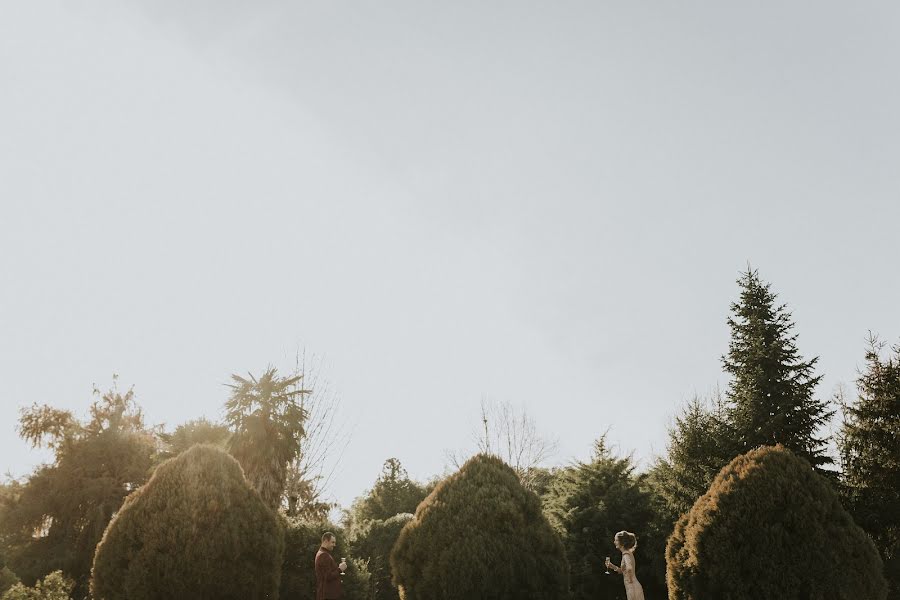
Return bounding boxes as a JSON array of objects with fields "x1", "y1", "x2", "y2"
[
  {"x1": 283, "y1": 349, "x2": 352, "y2": 517},
  {"x1": 450, "y1": 398, "x2": 558, "y2": 490}
]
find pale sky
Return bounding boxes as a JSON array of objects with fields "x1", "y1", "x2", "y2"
[{"x1": 2, "y1": 1, "x2": 898, "y2": 509}]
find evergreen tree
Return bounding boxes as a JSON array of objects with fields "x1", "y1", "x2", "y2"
[
  {"x1": 279, "y1": 517, "x2": 370, "y2": 600},
  {"x1": 350, "y1": 513, "x2": 412, "y2": 600},
  {"x1": 649, "y1": 392, "x2": 733, "y2": 521},
  {"x1": 644, "y1": 394, "x2": 733, "y2": 593},
  {"x1": 542, "y1": 438, "x2": 658, "y2": 600},
  {"x1": 348, "y1": 458, "x2": 428, "y2": 525},
  {"x1": 525, "y1": 466, "x2": 558, "y2": 499},
  {"x1": 840, "y1": 335, "x2": 900, "y2": 599},
  {"x1": 344, "y1": 459, "x2": 429, "y2": 600},
  {"x1": 722, "y1": 268, "x2": 832, "y2": 470}
]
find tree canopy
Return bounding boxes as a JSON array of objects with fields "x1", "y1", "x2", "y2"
[{"x1": 0, "y1": 383, "x2": 156, "y2": 598}]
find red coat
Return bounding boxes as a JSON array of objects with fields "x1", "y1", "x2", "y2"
[{"x1": 315, "y1": 547, "x2": 343, "y2": 600}]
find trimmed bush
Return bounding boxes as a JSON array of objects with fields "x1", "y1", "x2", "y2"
[
  {"x1": 91, "y1": 445, "x2": 284, "y2": 600},
  {"x1": 391, "y1": 454, "x2": 568, "y2": 600},
  {"x1": 666, "y1": 445, "x2": 887, "y2": 600}
]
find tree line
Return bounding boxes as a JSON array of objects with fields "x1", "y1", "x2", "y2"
[{"x1": 0, "y1": 267, "x2": 897, "y2": 599}]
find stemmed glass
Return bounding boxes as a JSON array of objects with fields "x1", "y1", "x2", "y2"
[{"x1": 604, "y1": 556, "x2": 611, "y2": 575}]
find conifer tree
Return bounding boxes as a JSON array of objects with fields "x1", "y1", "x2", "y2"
[
  {"x1": 350, "y1": 458, "x2": 428, "y2": 524},
  {"x1": 840, "y1": 334, "x2": 900, "y2": 599},
  {"x1": 722, "y1": 268, "x2": 832, "y2": 470},
  {"x1": 542, "y1": 438, "x2": 657, "y2": 600},
  {"x1": 649, "y1": 393, "x2": 733, "y2": 521}
]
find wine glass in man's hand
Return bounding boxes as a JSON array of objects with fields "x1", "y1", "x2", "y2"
[{"x1": 339, "y1": 558, "x2": 348, "y2": 576}]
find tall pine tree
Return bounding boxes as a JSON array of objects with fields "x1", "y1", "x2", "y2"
[
  {"x1": 722, "y1": 268, "x2": 833, "y2": 470},
  {"x1": 840, "y1": 334, "x2": 900, "y2": 599}
]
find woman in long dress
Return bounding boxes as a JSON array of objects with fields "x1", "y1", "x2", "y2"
[{"x1": 605, "y1": 530, "x2": 645, "y2": 600}]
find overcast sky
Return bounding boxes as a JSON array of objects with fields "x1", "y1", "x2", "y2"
[{"x1": 2, "y1": 1, "x2": 898, "y2": 509}]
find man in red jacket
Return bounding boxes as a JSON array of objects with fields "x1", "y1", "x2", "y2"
[{"x1": 315, "y1": 532, "x2": 347, "y2": 600}]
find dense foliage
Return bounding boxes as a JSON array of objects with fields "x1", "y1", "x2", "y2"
[
  {"x1": 225, "y1": 367, "x2": 309, "y2": 510},
  {"x1": 91, "y1": 445, "x2": 284, "y2": 600},
  {"x1": 666, "y1": 445, "x2": 887, "y2": 600},
  {"x1": 0, "y1": 384, "x2": 156, "y2": 598},
  {"x1": 1, "y1": 571, "x2": 73, "y2": 600},
  {"x1": 392, "y1": 454, "x2": 568, "y2": 600},
  {"x1": 280, "y1": 517, "x2": 369, "y2": 600},
  {"x1": 840, "y1": 336, "x2": 900, "y2": 599},
  {"x1": 543, "y1": 438, "x2": 659, "y2": 600},
  {"x1": 723, "y1": 268, "x2": 832, "y2": 470}
]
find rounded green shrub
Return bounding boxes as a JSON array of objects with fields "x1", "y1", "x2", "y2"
[
  {"x1": 666, "y1": 445, "x2": 887, "y2": 600},
  {"x1": 91, "y1": 445, "x2": 284, "y2": 600},
  {"x1": 391, "y1": 454, "x2": 568, "y2": 600}
]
